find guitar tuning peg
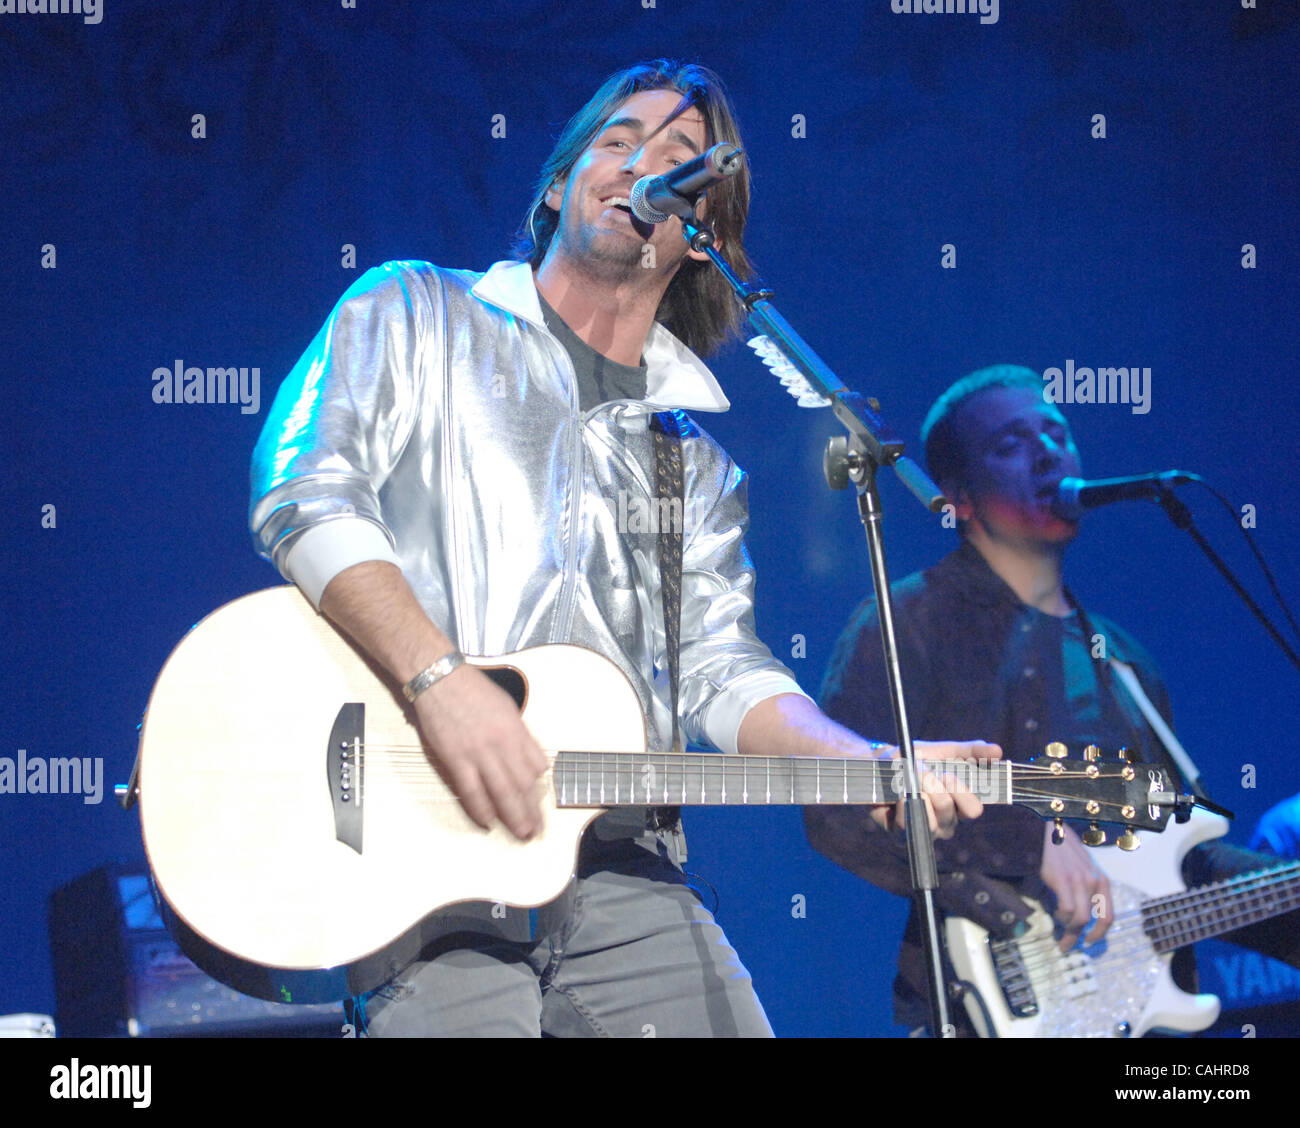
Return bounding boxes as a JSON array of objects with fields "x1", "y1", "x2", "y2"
[
  {"x1": 1082, "y1": 822, "x2": 1107, "y2": 847},
  {"x1": 1083, "y1": 744, "x2": 1100, "y2": 761},
  {"x1": 1116, "y1": 746, "x2": 1131, "y2": 761},
  {"x1": 1044, "y1": 742, "x2": 1068, "y2": 759},
  {"x1": 1117, "y1": 830, "x2": 1140, "y2": 852},
  {"x1": 1051, "y1": 818, "x2": 1065, "y2": 845}
]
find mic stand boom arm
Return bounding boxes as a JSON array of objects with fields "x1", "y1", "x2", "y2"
[
  {"x1": 681, "y1": 215, "x2": 957, "y2": 1036},
  {"x1": 1154, "y1": 486, "x2": 1300, "y2": 673}
]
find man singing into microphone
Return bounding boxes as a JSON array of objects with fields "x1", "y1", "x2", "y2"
[
  {"x1": 249, "y1": 59, "x2": 997, "y2": 1038},
  {"x1": 805, "y1": 364, "x2": 1300, "y2": 1035}
]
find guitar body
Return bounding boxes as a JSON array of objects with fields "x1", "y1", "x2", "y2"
[
  {"x1": 945, "y1": 809, "x2": 1229, "y2": 1037},
  {"x1": 139, "y1": 587, "x2": 645, "y2": 1002}
]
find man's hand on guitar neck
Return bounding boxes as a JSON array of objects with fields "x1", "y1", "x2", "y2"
[
  {"x1": 737, "y1": 694, "x2": 1001, "y2": 839},
  {"x1": 320, "y1": 561, "x2": 548, "y2": 841}
]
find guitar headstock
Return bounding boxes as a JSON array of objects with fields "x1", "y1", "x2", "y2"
[{"x1": 1016, "y1": 742, "x2": 1190, "y2": 851}]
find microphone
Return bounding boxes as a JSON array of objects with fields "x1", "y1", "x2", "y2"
[
  {"x1": 1052, "y1": 471, "x2": 1201, "y2": 520},
  {"x1": 629, "y1": 142, "x2": 744, "y2": 224}
]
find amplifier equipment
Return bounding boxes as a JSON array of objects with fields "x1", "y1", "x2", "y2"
[{"x1": 48, "y1": 866, "x2": 344, "y2": 1037}]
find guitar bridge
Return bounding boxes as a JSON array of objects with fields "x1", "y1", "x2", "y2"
[
  {"x1": 328, "y1": 704, "x2": 364, "y2": 855},
  {"x1": 989, "y1": 935, "x2": 1040, "y2": 1018}
]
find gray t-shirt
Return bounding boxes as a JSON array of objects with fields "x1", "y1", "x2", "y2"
[{"x1": 536, "y1": 290, "x2": 649, "y2": 411}]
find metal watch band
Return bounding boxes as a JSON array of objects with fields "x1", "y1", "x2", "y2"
[{"x1": 402, "y1": 651, "x2": 465, "y2": 703}]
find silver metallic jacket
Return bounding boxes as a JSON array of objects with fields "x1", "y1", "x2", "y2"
[{"x1": 250, "y1": 259, "x2": 803, "y2": 766}]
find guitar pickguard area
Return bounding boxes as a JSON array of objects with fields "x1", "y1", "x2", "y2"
[{"x1": 1004, "y1": 879, "x2": 1165, "y2": 1037}]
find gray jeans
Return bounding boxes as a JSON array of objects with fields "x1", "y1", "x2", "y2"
[{"x1": 360, "y1": 826, "x2": 773, "y2": 1038}]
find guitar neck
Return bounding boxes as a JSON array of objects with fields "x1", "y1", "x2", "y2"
[
  {"x1": 552, "y1": 751, "x2": 1012, "y2": 808},
  {"x1": 1144, "y1": 862, "x2": 1300, "y2": 953}
]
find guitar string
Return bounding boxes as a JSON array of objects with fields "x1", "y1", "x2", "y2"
[
  {"x1": 359, "y1": 753, "x2": 1145, "y2": 795},
  {"x1": 995, "y1": 864, "x2": 1300, "y2": 961},
  {"x1": 997, "y1": 932, "x2": 1150, "y2": 1001},
  {"x1": 1125, "y1": 867, "x2": 1300, "y2": 955},
  {"x1": 995, "y1": 892, "x2": 1300, "y2": 1006},
  {"x1": 1037, "y1": 863, "x2": 1300, "y2": 942},
  {"x1": 357, "y1": 748, "x2": 1144, "y2": 795},
  {"x1": 352, "y1": 749, "x2": 1156, "y2": 822},
  {"x1": 1142, "y1": 862, "x2": 1300, "y2": 915},
  {"x1": 1009, "y1": 897, "x2": 1300, "y2": 987},
  {"x1": 1005, "y1": 924, "x2": 1218, "y2": 999},
  {"x1": 966, "y1": 889, "x2": 1300, "y2": 1001},
  {"x1": 355, "y1": 746, "x2": 1111, "y2": 773},
  {"x1": 1122, "y1": 879, "x2": 1300, "y2": 958},
  {"x1": 351, "y1": 751, "x2": 1146, "y2": 814},
  {"x1": 991, "y1": 868, "x2": 1300, "y2": 985},
  {"x1": 355, "y1": 747, "x2": 1133, "y2": 783}
]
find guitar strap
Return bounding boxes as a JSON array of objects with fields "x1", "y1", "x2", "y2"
[
  {"x1": 1067, "y1": 593, "x2": 1206, "y2": 797},
  {"x1": 648, "y1": 410, "x2": 685, "y2": 834},
  {"x1": 1108, "y1": 658, "x2": 1208, "y2": 798}
]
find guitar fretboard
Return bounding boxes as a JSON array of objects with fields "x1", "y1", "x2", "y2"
[
  {"x1": 552, "y1": 751, "x2": 1011, "y2": 808},
  {"x1": 1142, "y1": 862, "x2": 1300, "y2": 952}
]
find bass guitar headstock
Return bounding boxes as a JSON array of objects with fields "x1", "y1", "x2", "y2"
[{"x1": 1017, "y1": 742, "x2": 1193, "y2": 851}]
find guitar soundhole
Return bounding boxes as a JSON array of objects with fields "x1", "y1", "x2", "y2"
[{"x1": 482, "y1": 666, "x2": 527, "y2": 710}]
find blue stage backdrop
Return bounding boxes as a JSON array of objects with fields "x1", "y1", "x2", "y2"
[{"x1": 2, "y1": 1, "x2": 1297, "y2": 1037}]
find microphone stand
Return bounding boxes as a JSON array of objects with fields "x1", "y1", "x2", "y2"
[
  {"x1": 676, "y1": 213, "x2": 957, "y2": 1036},
  {"x1": 1153, "y1": 485, "x2": 1300, "y2": 672}
]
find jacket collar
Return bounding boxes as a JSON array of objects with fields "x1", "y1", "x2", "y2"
[
  {"x1": 939, "y1": 540, "x2": 1085, "y2": 625},
  {"x1": 935, "y1": 540, "x2": 1030, "y2": 611},
  {"x1": 471, "y1": 259, "x2": 731, "y2": 413}
]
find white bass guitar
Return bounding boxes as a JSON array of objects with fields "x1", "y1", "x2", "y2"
[{"x1": 946, "y1": 809, "x2": 1300, "y2": 1037}]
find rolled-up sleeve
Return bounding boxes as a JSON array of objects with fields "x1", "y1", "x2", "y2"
[
  {"x1": 249, "y1": 263, "x2": 428, "y2": 603},
  {"x1": 675, "y1": 439, "x2": 810, "y2": 755}
]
